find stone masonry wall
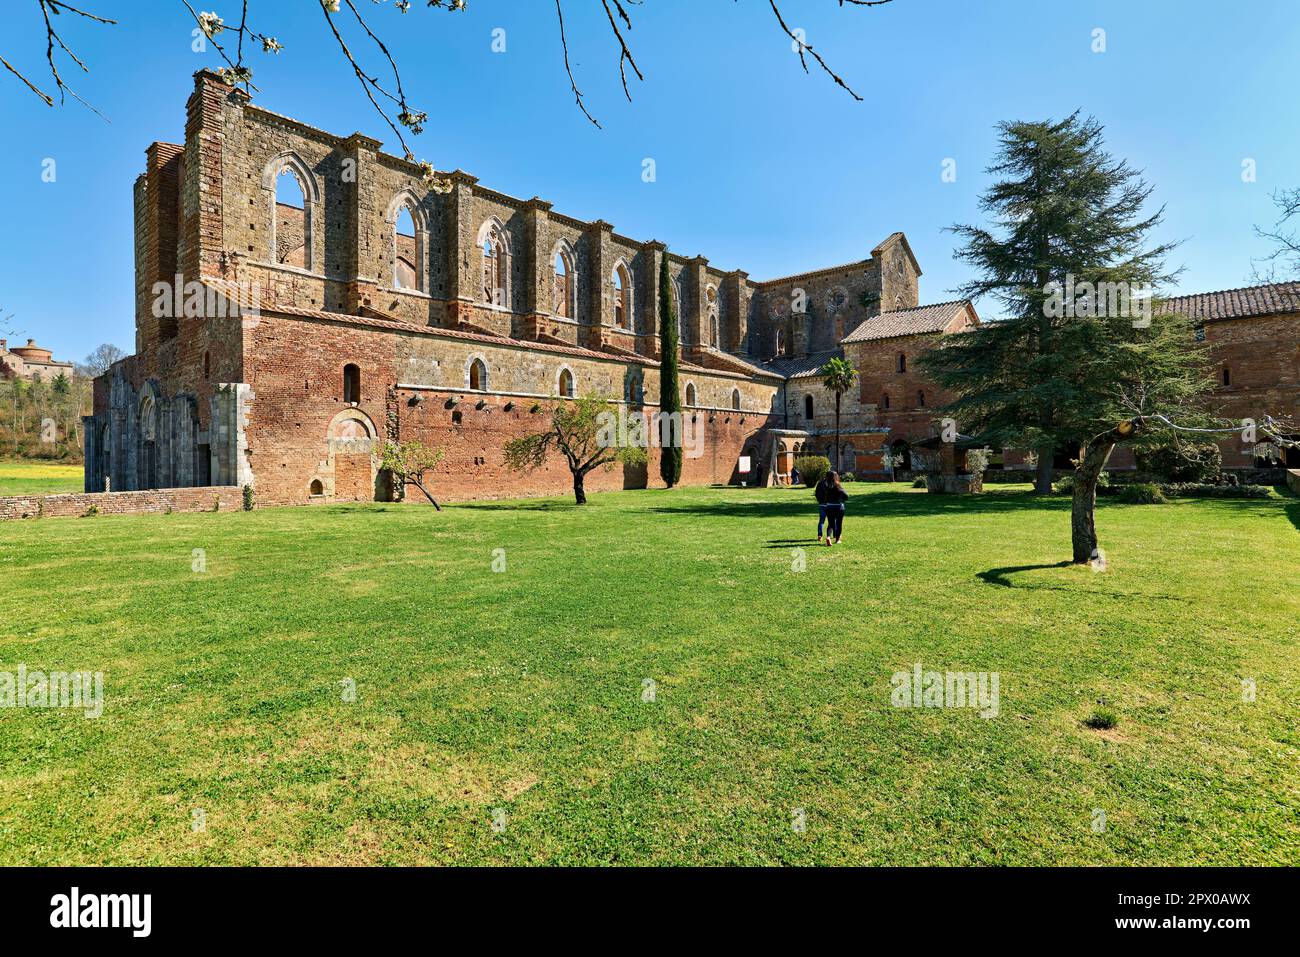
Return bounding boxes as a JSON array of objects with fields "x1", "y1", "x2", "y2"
[{"x1": 0, "y1": 486, "x2": 242, "y2": 521}]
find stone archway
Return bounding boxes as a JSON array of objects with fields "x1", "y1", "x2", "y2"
[{"x1": 325, "y1": 409, "x2": 380, "y2": 501}]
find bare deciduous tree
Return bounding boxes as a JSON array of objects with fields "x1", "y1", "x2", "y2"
[
  {"x1": 80, "y1": 342, "x2": 126, "y2": 378},
  {"x1": 3, "y1": 0, "x2": 895, "y2": 157},
  {"x1": 1251, "y1": 187, "x2": 1300, "y2": 283}
]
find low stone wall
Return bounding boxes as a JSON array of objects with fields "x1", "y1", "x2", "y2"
[
  {"x1": 0, "y1": 486, "x2": 243, "y2": 521},
  {"x1": 1287, "y1": 470, "x2": 1300, "y2": 496}
]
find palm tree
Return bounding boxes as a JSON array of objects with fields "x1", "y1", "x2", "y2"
[{"x1": 819, "y1": 357, "x2": 859, "y2": 472}]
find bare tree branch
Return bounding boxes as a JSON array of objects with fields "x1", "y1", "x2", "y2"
[
  {"x1": 769, "y1": 0, "x2": 882, "y2": 102},
  {"x1": 4, "y1": 0, "x2": 893, "y2": 146},
  {"x1": 555, "y1": 0, "x2": 600, "y2": 129},
  {"x1": 600, "y1": 0, "x2": 644, "y2": 103}
]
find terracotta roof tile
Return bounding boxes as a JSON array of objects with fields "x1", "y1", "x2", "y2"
[
  {"x1": 1160, "y1": 282, "x2": 1300, "y2": 321},
  {"x1": 761, "y1": 348, "x2": 843, "y2": 380},
  {"x1": 841, "y1": 300, "x2": 971, "y2": 344}
]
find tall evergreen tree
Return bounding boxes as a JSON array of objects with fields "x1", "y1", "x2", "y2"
[
  {"x1": 658, "y1": 255, "x2": 683, "y2": 488},
  {"x1": 919, "y1": 113, "x2": 1214, "y2": 562}
]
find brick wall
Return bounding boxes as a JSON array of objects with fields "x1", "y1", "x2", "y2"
[
  {"x1": 1204, "y1": 313, "x2": 1300, "y2": 467},
  {"x1": 0, "y1": 486, "x2": 242, "y2": 521}
]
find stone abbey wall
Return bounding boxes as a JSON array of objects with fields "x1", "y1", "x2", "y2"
[{"x1": 81, "y1": 69, "x2": 1298, "y2": 512}]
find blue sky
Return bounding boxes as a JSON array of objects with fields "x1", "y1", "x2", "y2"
[{"x1": 2, "y1": 0, "x2": 1298, "y2": 363}]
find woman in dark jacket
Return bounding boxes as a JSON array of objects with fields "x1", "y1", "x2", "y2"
[
  {"x1": 814, "y1": 472, "x2": 833, "y2": 543},
  {"x1": 823, "y1": 471, "x2": 848, "y2": 545}
]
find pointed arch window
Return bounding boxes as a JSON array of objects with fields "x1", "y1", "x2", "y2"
[
  {"x1": 558, "y1": 368, "x2": 575, "y2": 398},
  {"x1": 469, "y1": 358, "x2": 488, "y2": 392},
  {"x1": 731, "y1": 388, "x2": 741, "y2": 411},
  {"x1": 553, "y1": 244, "x2": 576, "y2": 318},
  {"x1": 479, "y1": 220, "x2": 510, "y2": 308},
  {"x1": 388, "y1": 191, "x2": 429, "y2": 293},
  {"x1": 672, "y1": 277, "x2": 684, "y2": 338},
  {"x1": 612, "y1": 262, "x2": 632, "y2": 328},
  {"x1": 897, "y1": 353, "x2": 907, "y2": 373},
  {"x1": 685, "y1": 382, "x2": 697, "y2": 407},
  {"x1": 262, "y1": 151, "x2": 321, "y2": 273}
]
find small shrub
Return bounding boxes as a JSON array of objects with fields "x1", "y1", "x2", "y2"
[
  {"x1": 1116, "y1": 482, "x2": 1167, "y2": 505},
  {"x1": 1084, "y1": 708, "x2": 1119, "y2": 730},
  {"x1": 912, "y1": 477, "x2": 926, "y2": 489},
  {"x1": 842, "y1": 472, "x2": 856, "y2": 483},
  {"x1": 1056, "y1": 472, "x2": 1110, "y2": 495},
  {"x1": 964, "y1": 447, "x2": 991, "y2": 475},
  {"x1": 1135, "y1": 440, "x2": 1221, "y2": 483},
  {"x1": 242, "y1": 484, "x2": 255, "y2": 511},
  {"x1": 794, "y1": 455, "x2": 830, "y2": 488},
  {"x1": 82, "y1": 504, "x2": 98, "y2": 518},
  {"x1": 1161, "y1": 482, "x2": 1270, "y2": 499},
  {"x1": 211, "y1": 497, "x2": 221, "y2": 513}
]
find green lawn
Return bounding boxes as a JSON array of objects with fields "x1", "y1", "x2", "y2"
[
  {"x1": 1, "y1": 483, "x2": 1297, "y2": 865},
  {"x1": 0, "y1": 459, "x2": 84, "y2": 496}
]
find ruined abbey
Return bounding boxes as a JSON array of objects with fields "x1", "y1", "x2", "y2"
[{"x1": 81, "y1": 71, "x2": 1299, "y2": 505}]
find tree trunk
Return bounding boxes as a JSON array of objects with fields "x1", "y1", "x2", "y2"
[
  {"x1": 572, "y1": 471, "x2": 587, "y2": 505},
  {"x1": 834, "y1": 392, "x2": 842, "y2": 471},
  {"x1": 1070, "y1": 441, "x2": 1115, "y2": 564},
  {"x1": 410, "y1": 479, "x2": 442, "y2": 511},
  {"x1": 1034, "y1": 444, "x2": 1054, "y2": 495}
]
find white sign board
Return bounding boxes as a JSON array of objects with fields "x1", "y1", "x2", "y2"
[{"x1": 738, "y1": 455, "x2": 751, "y2": 474}]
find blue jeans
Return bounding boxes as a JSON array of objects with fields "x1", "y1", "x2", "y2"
[{"x1": 817, "y1": 504, "x2": 828, "y2": 537}]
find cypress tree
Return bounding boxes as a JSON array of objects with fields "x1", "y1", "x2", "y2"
[{"x1": 657, "y1": 255, "x2": 683, "y2": 488}]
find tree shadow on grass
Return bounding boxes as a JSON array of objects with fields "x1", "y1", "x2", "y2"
[
  {"x1": 976, "y1": 561, "x2": 1073, "y2": 588},
  {"x1": 1284, "y1": 499, "x2": 1300, "y2": 533},
  {"x1": 454, "y1": 499, "x2": 582, "y2": 512},
  {"x1": 975, "y1": 560, "x2": 1187, "y2": 601},
  {"x1": 647, "y1": 489, "x2": 1068, "y2": 521}
]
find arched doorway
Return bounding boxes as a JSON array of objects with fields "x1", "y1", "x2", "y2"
[{"x1": 327, "y1": 409, "x2": 380, "y2": 501}]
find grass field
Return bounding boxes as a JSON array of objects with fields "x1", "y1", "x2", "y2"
[
  {"x1": 1, "y1": 483, "x2": 1297, "y2": 865},
  {"x1": 0, "y1": 459, "x2": 83, "y2": 496}
]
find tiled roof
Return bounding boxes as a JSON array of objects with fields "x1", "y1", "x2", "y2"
[
  {"x1": 694, "y1": 348, "x2": 784, "y2": 379},
  {"x1": 841, "y1": 300, "x2": 971, "y2": 343},
  {"x1": 760, "y1": 348, "x2": 843, "y2": 380},
  {"x1": 1160, "y1": 282, "x2": 1300, "y2": 321}
]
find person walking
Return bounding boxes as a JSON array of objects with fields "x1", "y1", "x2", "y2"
[
  {"x1": 814, "y1": 470, "x2": 833, "y2": 543},
  {"x1": 823, "y1": 470, "x2": 848, "y2": 546}
]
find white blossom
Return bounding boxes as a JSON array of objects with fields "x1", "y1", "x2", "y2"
[{"x1": 197, "y1": 11, "x2": 224, "y2": 38}]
